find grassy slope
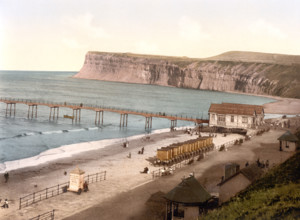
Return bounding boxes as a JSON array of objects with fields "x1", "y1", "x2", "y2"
[
  {"x1": 206, "y1": 51, "x2": 300, "y2": 65},
  {"x1": 203, "y1": 151, "x2": 300, "y2": 220}
]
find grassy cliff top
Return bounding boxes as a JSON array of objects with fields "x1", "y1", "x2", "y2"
[
  {"x1": 205, "y1": 51, "x2": 300, "y2": 65},
  {"x1": 88, "y1": 51, "x2": 300, "y2": 66}
]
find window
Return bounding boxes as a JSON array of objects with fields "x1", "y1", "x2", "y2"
[
  {"x1": 218, "y1": 115, "x2": 225, "y2": 122},
  {"x1": 242, "y1": 117, "x2": 248, "y2": 123},
  {"x1": 217, "y1": 115, "x2": 226, "y2": 125},
  {"x1": 231, "y1": 116, "x2": 234, "y2": 123},
  {"x1": 212, "y1": 114, "x2": 216, "y2": 121}
]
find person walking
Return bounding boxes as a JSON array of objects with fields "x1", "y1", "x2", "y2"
[{"x1": 4, "y1": 172, "x2": 9, "y2": 183}]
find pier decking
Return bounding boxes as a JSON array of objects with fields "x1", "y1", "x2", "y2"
[{"x1": 0, "y1": 98, "x2": 209, "y2": 130}]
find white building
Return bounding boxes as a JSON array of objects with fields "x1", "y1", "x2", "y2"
[
  {"x1": 208, "y1": 103, "x2": 264, "y2": 129},
  {"x1": 278, "y1": 131, "x2": 299, "y2": 152}
]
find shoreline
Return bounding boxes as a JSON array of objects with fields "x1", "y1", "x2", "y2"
[
  {"x1": 224, "y1": 90, "x2": 300, "y2": 115},
  {"x1": 0, "y1": 127, "x2": 194, "y2": 174}
]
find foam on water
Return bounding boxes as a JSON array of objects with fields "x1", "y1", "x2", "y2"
[
  {"x1": 41, "y1": 130, "x2": 63, "y2": 135},
  {"x1": 0, "y1": 126, "x2": 192, "y2": 173}
]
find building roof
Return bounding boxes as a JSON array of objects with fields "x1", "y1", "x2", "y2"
[
  {"x1": 165, "y1": 176, "x2": 211, "y2": 204},
  {"x1": 277, "y1": 131, "x2": 299, "y2": 142},
  {"x1": 219, "y1": 164, "x2": 263, "y2": 186},
  {"x1": 208, "y1": 103, "x2": 264, "y2": 116},
  {"x1": 240, "y1": 164, "x2": 264, "y2": 182},
  {"x1": 70, "y1": 167, "x2": 85, "y2": 175}
]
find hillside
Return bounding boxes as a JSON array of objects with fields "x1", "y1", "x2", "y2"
[
  {"x1": 206, "y1": 51, "x2": 300, "y2": 65},
  {"x1": 74, "y1": 51, "x2": 300, "y2": 98},
  {"x1": 202, "y1": 151, "x2": 300, "y2": 219}
]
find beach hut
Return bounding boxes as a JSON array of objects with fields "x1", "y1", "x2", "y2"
[
  {"x1": 157, "y1": 147, "x2": 171, "y2": 161},
  {"x1": 165, "y1": 175, "x2": 212, "y2": 220},
  {"x1": 68, "y1": 167, "x2": 85, "y2": 194},
  {"x1": 277, "y1": 131, "x2": 299, "y2": 152}
]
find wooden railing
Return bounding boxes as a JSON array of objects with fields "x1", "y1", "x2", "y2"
[
  {"x1": 19, "y1": 171, "x2": 106, "y2": 209},
  {"x1": 29, "y1": 210, "x2": 55, "y2": 220}
]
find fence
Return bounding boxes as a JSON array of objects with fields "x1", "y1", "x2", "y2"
[
  {"x1": 84, "y1": 171, "x2": 106, "y2": 184},
  {"x1": 152, "y1": 157, "x2": 197, "y2": 179},
  {"x1": 29, "y1": 210, "x2": 55, "y2": 220},
  {"x1": 19, "y1": 171, "x2": 106, "y2": 209},
  {"x1": 215, "y1": 137, "x2": 245, "y2": 150}
]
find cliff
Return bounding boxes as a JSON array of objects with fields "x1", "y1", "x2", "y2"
[{"x1": 74, "y1": 51, "x2": 300, "y2": 98}]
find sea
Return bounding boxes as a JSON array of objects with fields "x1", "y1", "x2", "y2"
[{"x1": 0, "y1": 70, "x2": 276, "y2": 172}]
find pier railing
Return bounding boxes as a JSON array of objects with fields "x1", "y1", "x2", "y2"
[
  {"x1": 19, "y1": 171, "x2": 106, "y2": 209},
  {"x1": 29, "y1": 210, "x2": 55, "y2": 220},
  {"x1": 0, "y1": 97, "x2": 209, "y2": 121}
]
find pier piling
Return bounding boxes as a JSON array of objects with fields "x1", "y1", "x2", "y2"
[
  {"x1": 28, "y1": 104, "x2": 37, "y2": 119},
  {"x1": 72, "y1": 108, "x2": 81, "y2": 123},
  {"x1": 5, "y1": 102, "x2": 16, "y2": 117},
  {"x1": 120, "y1": 113, "x2": 128, "y2": 127},
  {"x1": 0, "y1": 98, "x2": 209, "y2": 128},
  {"x1": 170, "y1": 119, "x2": 177, "y2": 131},
  {"x1": 95, "y1": 111, "x2": 104, "y2": 125},
  {"x1": 145, "y1": 116, "x2": 152, "y2": 130},
  {"x1": 49, "y1": 106, "x2": 59, "y2": 120}
]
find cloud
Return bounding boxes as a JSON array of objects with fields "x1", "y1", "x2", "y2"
[
  {"x1": 62, "y1": 13, "x2": 109, "y2": 39},
  {"x1": 249, "y1": 19, "x2": 287, "y2": 39},
  {"x1": 134, "y1": 41, "x2": 159, "y2": 54},
  {"x1": 62, "y1": 38, "x2": 87, "y2": 49},
  {"x1": 178, "y1": 16, "x2": 210, "y2": 41}
]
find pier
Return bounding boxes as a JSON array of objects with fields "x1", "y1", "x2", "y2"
[{"x1": 0, "y1": 98, "x2": 209, "y2": 130}]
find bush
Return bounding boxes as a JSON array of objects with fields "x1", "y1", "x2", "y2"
[{"x1": 239, "y1": 139, "x2": 244, "y2": 144}]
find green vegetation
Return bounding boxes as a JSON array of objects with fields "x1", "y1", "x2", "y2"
[{"x1": 203, "y1": 151, "x2": 300, "y2": 220}]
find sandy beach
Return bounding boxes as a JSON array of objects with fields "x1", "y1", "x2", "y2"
[{"x1": 0, "y1": 96, "x2": 299, "y2": 220}]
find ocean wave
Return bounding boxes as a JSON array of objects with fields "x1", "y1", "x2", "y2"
[
  {"x1": 0, "y1": 127, "x2": 101, "y2": 141},
  {"x1": 0, "y1": 125, "x2": 194, "y2": 173},
  {"x1": 68, "y1": 128, "x2": 86, "y2": 132},
  {"x1": 41, "y1": 130, "x2": 63, "y2": 135}
]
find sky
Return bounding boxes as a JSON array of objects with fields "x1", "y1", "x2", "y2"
[{"x1": 0, "y1": 0, "x2": 299, "y2": 71}]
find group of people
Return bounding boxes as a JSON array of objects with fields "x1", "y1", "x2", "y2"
[
  {"x1": 0, "y1": 199, "x2": 9, "y2": 208},
  {"x1": 244, "y1": 159, "x2": 269, "y2": 168},
  {"x1": 256, "y1": 158, "x2": 269, "y2": 168},
  {"x1": 138, "y1": 147, "x2": 144, "y2": 154}
]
